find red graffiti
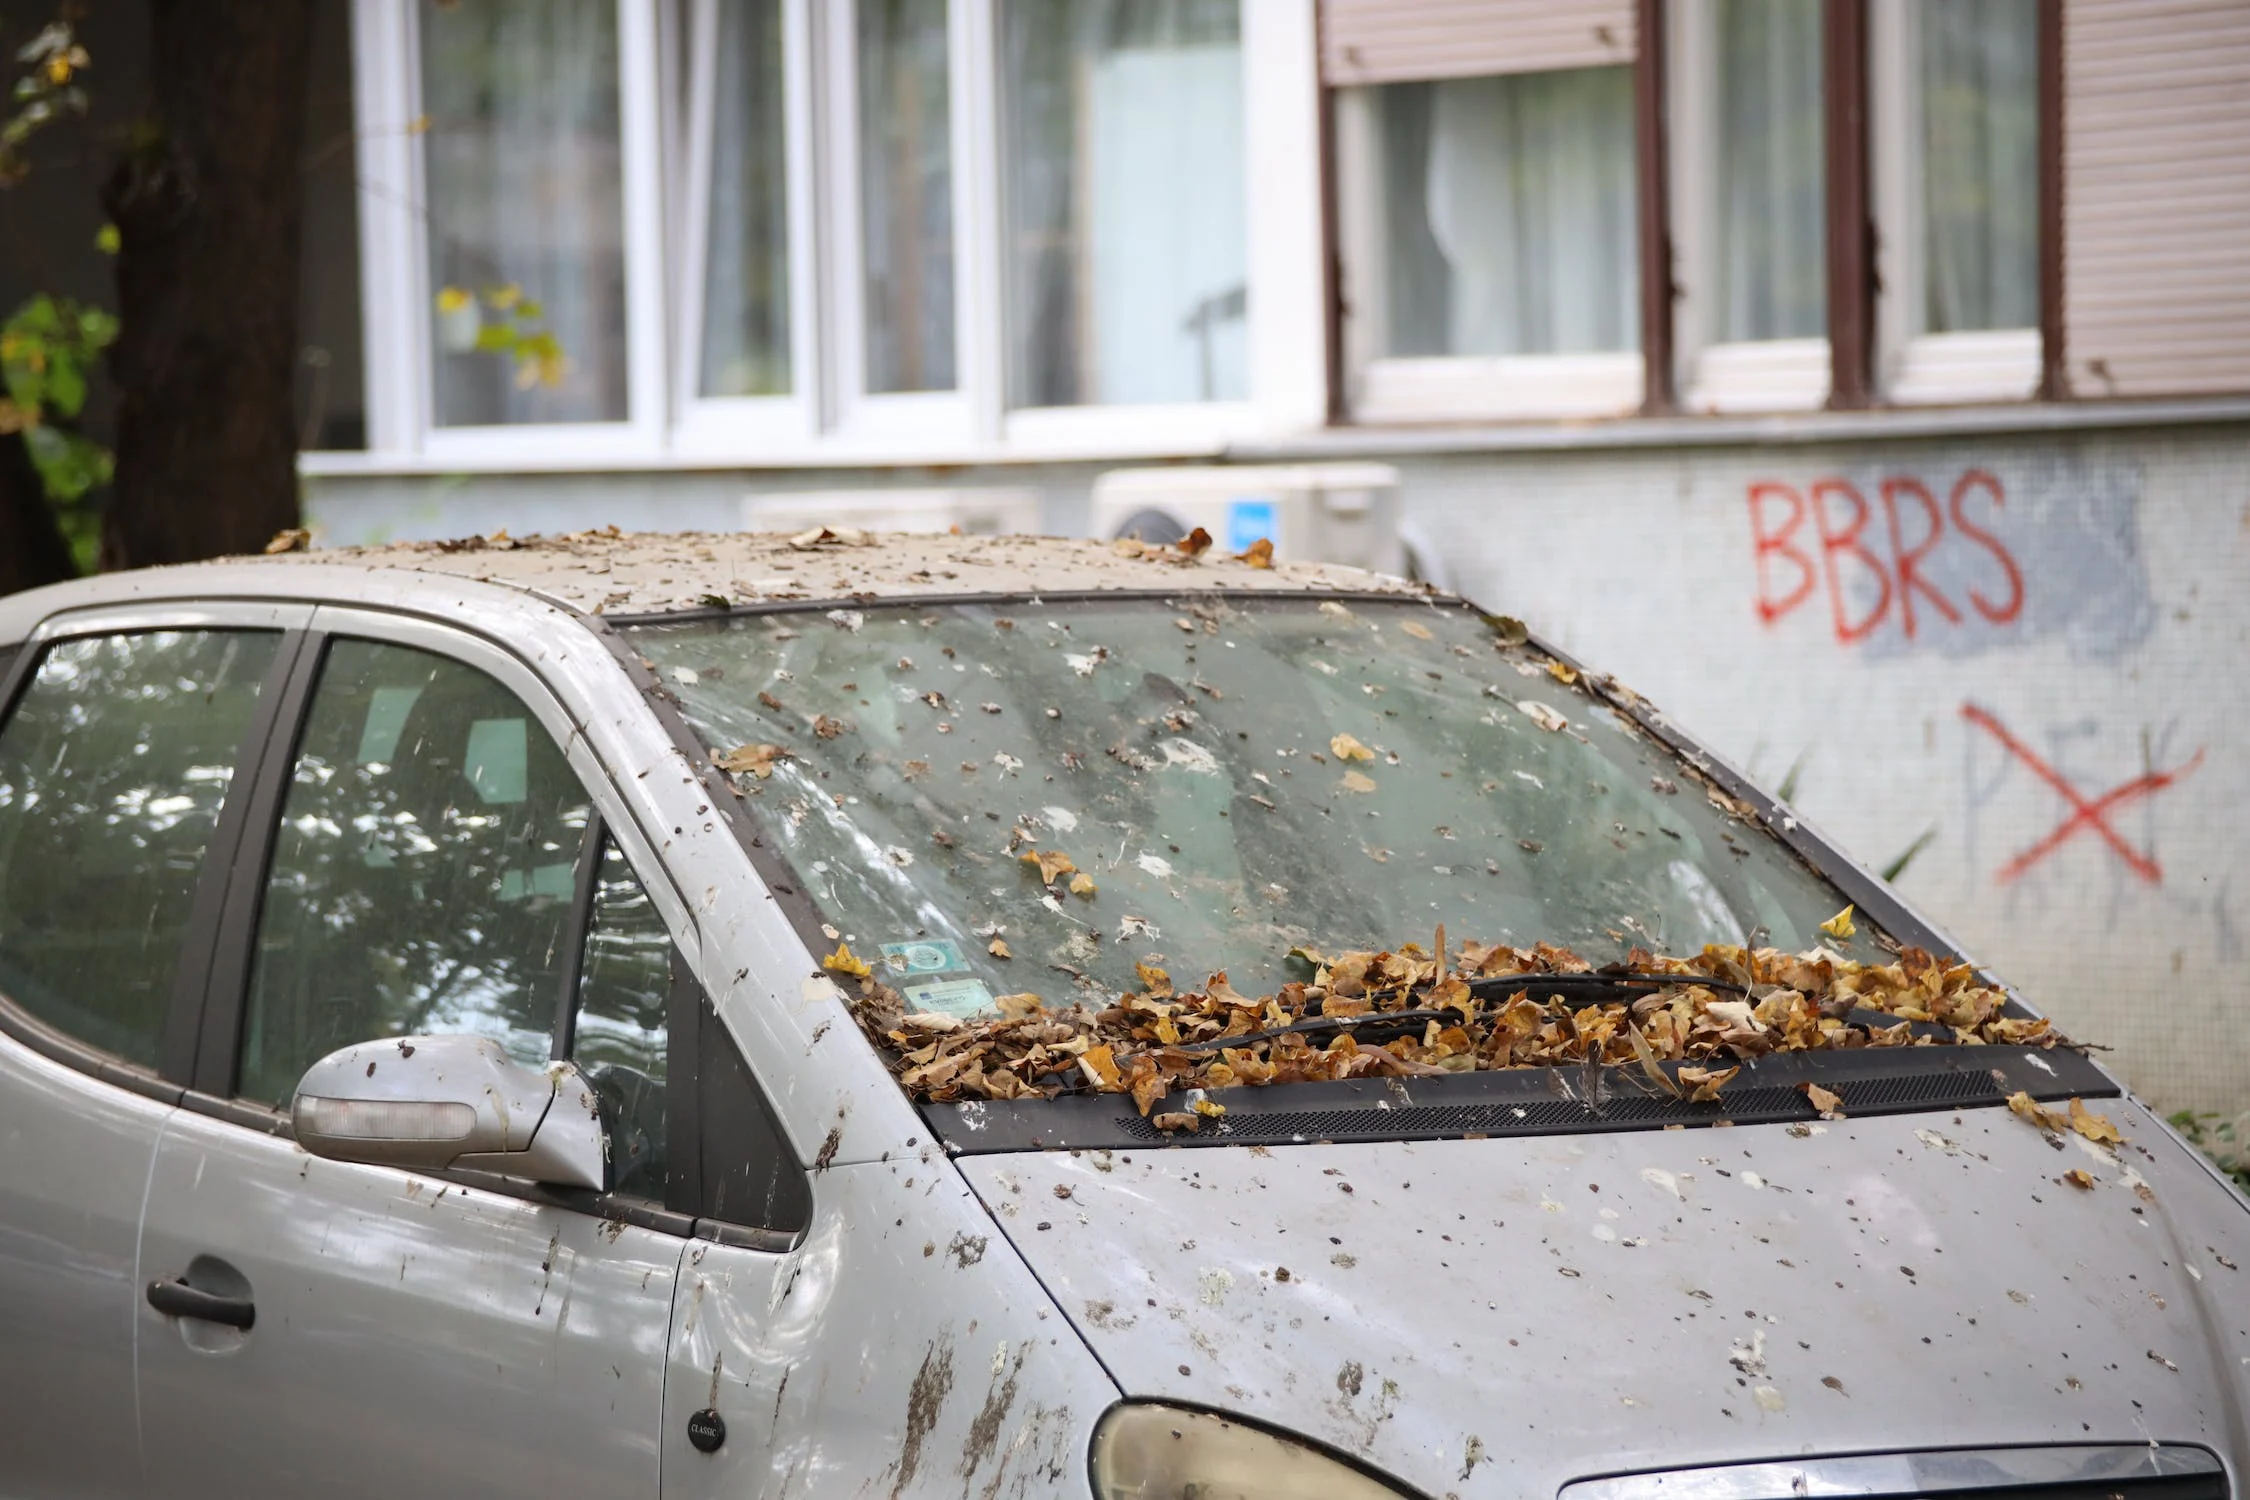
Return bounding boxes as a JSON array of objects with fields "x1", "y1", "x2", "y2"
[
  {"x1": 1749, "y1": 470, "x2": 2023, "y2": 642},
  {"x1": 1961, "y1": 703, "x2": 2205, "y2": 885}
]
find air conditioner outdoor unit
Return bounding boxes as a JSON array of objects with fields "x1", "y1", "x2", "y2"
[
  {"x1": 741, "y1": 488, "x2": 1044, "y2": 537},
  {"x1": 1089, "y1": 463, "x2": 1405, "y2": 577}
]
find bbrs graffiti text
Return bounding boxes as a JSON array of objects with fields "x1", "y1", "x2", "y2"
[{"x1": 1748, "y1": 470, "x2": 2025, "y2": 644}]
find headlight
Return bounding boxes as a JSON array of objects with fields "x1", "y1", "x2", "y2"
[{"x1": 1089, "y1": 1403, "x2": 1414, "y2": 1500}]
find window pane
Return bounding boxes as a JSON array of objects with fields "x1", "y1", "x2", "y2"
[
  {"x1": 1714, "y1": 0, "x2": 1825, "y2": 342},
  {"x1": 1357, "y1": 68, "x2": 1637, "y2": 358},
  {"x1": 239, "y1": 640, "x2": 590, "y2": 1106},
  {"x1": 859, "y1": 0, "x2": 957, "y2": 393},
  {"x1": 298, "y1": 0, "x2": 365, "y2": 450},
  {"x1": 422, "y1": 0, "x2": 627, "y2": 426},
  {"x1": 701, "y1": 0, "x2": 793, "y2": 397},
  {"x1": 1920, "y1": 0, "x2": 2037, "y2": 334},
  {"x1": 1002, "y1": 0, "x2": 1245, "y2": 407},
  {"x1": 571, "y1": 837, "x2": 671, "y2": 1200},
  {"x1": 0, "y1": 631, "x2": 280, "y2": 1068}
]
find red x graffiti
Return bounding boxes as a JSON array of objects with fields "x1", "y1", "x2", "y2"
[{"x1": 1961, "y1": 703, "x2": 2205, "y2": 885}]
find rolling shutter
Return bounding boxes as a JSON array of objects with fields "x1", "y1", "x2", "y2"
[
  {"x1": 2063, "y1": 0, "x2": 2250, "y2": 396},
  {"x1": 1319, "y1": 0, "x2": 1637, "y2": 87}
]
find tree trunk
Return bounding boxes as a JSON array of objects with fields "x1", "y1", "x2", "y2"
[
  {"x1": 101, "y1": 0, "x2": 313, "y2": 570},
  {"x1": 0, "y1": 432, "x2": 78, "y2": 596}
]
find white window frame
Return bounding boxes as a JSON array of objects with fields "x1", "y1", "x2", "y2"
[
  {"x1": 352, "y1": 0, "x2": 671, "y2": 466},
  {"x1": 1330, "y1": 71, "x2": 1643, "y2": 426},
  {"x1": 335, "y1": 0, "x2": 1321, "y2": 474},
  {"x1": 1869, "y1": 0, "x2": 2040, "y2": 407},
  {"x1": 1667, "y1": 0, "x2": 1831, "y2": 414}
]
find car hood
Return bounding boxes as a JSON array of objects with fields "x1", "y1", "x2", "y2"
[{"x1": 960, "y1": 1097, "x2": 2250, "y2": 1499}]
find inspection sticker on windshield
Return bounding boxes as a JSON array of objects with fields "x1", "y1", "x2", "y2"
[
  {"x1": 882, "y1": 939, "x2": 968, "y2": 976},
  {"x1": 903, "y1": 977, "x2": 996, "y2": 1020}
]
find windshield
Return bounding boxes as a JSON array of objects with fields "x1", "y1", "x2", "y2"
[{"x1": 631, "y1": 594, "x2": 1892, "y2": 1016}]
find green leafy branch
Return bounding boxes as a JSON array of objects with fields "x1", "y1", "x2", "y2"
[
  {"x1": 2, "y1": 294, "x2": 116, "y2": 568},
  {"x1": 435, "y1": 283, "x2": 570, "y2": 390},
  {"x1": 1, "y1": 19, "x2": 90, "y2": 187}
]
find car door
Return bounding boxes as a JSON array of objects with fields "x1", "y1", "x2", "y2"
[
  {"x1": 132, "y1": 611, "x2": 700, "y2": 1497},
  {"x1": 0, "y1": 614, "x2": 300, "y2": 1498}
]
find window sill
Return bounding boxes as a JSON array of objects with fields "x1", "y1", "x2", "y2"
[
  {"x1": 1351, "y1": 353, "x2": 1642, "y2": 424},
  {"x1": 1683, "y1": 337, "x2": 1832, "y2": 414},
  {"x1": 1886, "y1": 328, "x2": 2040, "y2": 407}
]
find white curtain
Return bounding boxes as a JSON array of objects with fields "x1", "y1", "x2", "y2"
[
  {"x1": 1921, "y1": 0, "x2": 2038, "y2": 333},
  {"x1": 1420, "y1": 66, "x2": 1639, "y2": 357},
  {"x1": 701, "y1": 0, "x2": 792, "y2": 397},
  {"x1": 422, "y1": 0, "x2": 627, "y2": 426},
  {"x1": 1714, "y1": 0, "x2": 1826, "y2": 343}
]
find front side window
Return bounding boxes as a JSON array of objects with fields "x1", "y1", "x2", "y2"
[
  {"x1": 1002, "y1": 0, "x2": 1245, "y2": 408},
  {"x1": 1347, "y1": 67, "x2": 1638, "y2": 361},
  {"x1": 1713, "y1": 0, "x2": 1827, "y2": 344},
  {"x1": 421, "y1": 0, "x2": 627, "y2": 426},
  {"x1": 237, "y1": 639, "x2": 591, "y2": 1105},
  {"x1": 570, "y1": 835, "x2": 672, "y2": 1201},
  {"x1": 1917, "y1": 0, "x2": 2037, "y2": 335},
  {"x1": 0, "y1": 631, "x2": 280, "y2": 1067}
]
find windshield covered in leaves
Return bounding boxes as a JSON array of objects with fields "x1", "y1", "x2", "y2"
[{"x1": 632, "y1": 595, "x2": 1892, "y2": 1014}]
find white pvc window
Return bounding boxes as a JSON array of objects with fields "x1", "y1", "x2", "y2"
[
  {"x1": 342, "y1": 0, "x2": 1317, "y2": 471},
  {"x1": 1335, "y1": 63, "x2": 1642, "y2": 422},
  {"x1": 1670, "y1": 0, "x2": 1831, "y2": 413},
  {"x1": 1873, "y1": 0, "x2": 2040, "y2": 405}
]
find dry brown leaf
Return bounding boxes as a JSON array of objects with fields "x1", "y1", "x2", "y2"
[
  {"x1": 2062, "y1": 1168, "x2": 2095, "y2": 1190},
  {"x1": 1802, "y1": 1082, "x2": 1844, "y2": 1117},
  {"x1": 821, "y1": 942, "x2": 871, "y2": 978},
  {"x1": 2007, "y1": 1090, "x2": 2068, "y2": 1133},
  {"x1": 1151, "y1": 1111, "x2": 1201, "y2": 1133},
  {"x1": 2069, "y1": 1097, "x2": 2123, "y2": 1144},
  {"x1": 1340, "y1": 770, "x2": 1378, "y2": 794},
  {"x1": 1022, "y1": 849, "x2": 1077, "y2": 885},
  {"x1": 1240, "y1": 537, "x2": 1274, "y2": 568},
  {"x1": 1069, "y1": 872, "x2": 1097, "y2": 898},
  {"x1": 715, "y1": 742, "x2": 788, "y2": 778},
  {"x1": 1490, "y1": 615, "x2": 1530, "y2": 646},
  {"x1": 1079, "y1": 1045, "x2": 1122, "y2": 1089},
  {"x1": 994, "y1": 992, "x2": 1044, "y2": 1018},
  {"x1": 1399, "y1": 620, "x2": 1434, "y2": 641},
  {"x1": 1176, "y1": 527, "x2": 1213, "y2": 558},
  {"x1": 988, "y1": 937, "x2": 1013, "y2": 960},
  {"x1": 1678, "y1": 1064, "x2": 1740, "y2": 1102},
  {"x1": 1330, "y1": 733, "x2": 1376, "y2": 762},
  {"x1": 264, "y1": 528, "x2": 312, "y2": 554},
  {"x1": 1547, "y1": 661, "x2": 1578, "y2": 684},
  {"x1": 812, "y1": 714, "x2": 848, "y2": 740},
  {"x1": 1819, "y1": 905, "x2": 1857, "y2": 940}
]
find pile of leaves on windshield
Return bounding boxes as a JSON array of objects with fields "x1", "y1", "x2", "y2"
[{"x1": 844, "y1": 912, "x2": 2071, "y2": 1130}]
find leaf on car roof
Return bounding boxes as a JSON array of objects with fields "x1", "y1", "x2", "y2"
[
  {"x1": 2069, "y1": 1097, "x2": 2123, "y2": 1144},
  {"x1": 2007, "y1": 1090, "x2": 2068, "y2": 1133},
  {"x1": 1069, "y1": 872, "x2": 1097, "y2": 898},
  {"x1": 1340, "y1": 770, "x2": 1377, "y2": 794},
  {"x1": 822, "y1": 942, "x2": 871, "y2": 978},
  {"x1": 1819, "y1": 905, "x2": 1857, "y2": 940},
  {"x1": 1176, "y1": 526, "x2": 1214, "y2": 558},
  {"x1": 1239, "y1": 537, "x2": 1274, "y2": 568},
  {"x1": 1398, "y1": 620, "x2": 1434, "y2": 640},
  {"x1": 1330, "y1": 733, "x2": 1375, "y2": 762},
  {"x1": 1517, "y1": 700, "x2": 1568, "y2": 732}
]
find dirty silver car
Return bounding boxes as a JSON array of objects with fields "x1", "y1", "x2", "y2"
[{"x1": 0, "y1": 531, "x2": 2242, "y2": 1500}]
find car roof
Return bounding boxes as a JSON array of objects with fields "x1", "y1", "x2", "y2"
[{"x1": 236, "y1": 529, "x2": 1435, "y2": 618}]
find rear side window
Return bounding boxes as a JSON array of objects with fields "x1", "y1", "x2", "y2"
[
  {"x1": 237, "y1": 638, "x2": 592, "y2": 1105},
  {"x1": 0, "y1": 631, "x2": 281, "y2": 1067}
]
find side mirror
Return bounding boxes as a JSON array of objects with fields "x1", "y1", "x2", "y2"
[{"x1": 291, "y1": 1034, "x2": 606, "y2": 1191}]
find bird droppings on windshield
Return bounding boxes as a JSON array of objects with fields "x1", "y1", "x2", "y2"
[{"x1": 844, "y1": 931, "x2": 2077, "y2": 1128}]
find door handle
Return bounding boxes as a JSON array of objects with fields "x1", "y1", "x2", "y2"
[{"x1": 147, "y1": 1277, "x2": 256, "y2": 1331}]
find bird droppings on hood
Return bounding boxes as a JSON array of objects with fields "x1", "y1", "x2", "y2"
[
  {"x1": 892, "y1": 1336, "x2": 955, "y2": 1500},
  {"x1": 235, "y1": 528, "x2": 1427, "y2": 617}
]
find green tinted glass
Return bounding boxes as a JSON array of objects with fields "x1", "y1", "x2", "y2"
[{"x1": 0, "y1": 631, "x2": 280, "y2": 1067}]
